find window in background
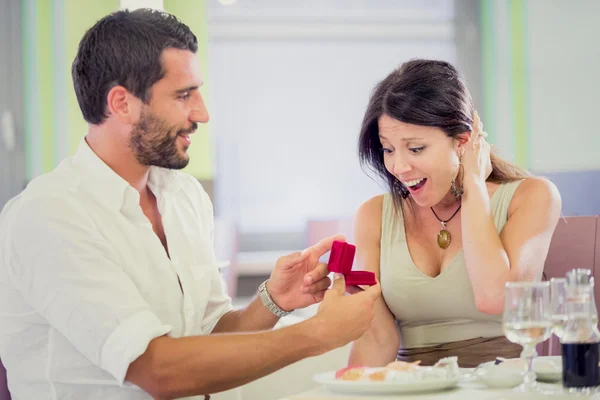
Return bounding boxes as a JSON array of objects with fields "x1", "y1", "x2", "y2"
[{"x1": 207, "y1": 0, "x2": 457, "y2": 234}]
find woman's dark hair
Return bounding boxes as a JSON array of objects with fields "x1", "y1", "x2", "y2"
[
  {"x1": 358, "y1": 59, "x2": 530, "y2": 214},
  {"x1": 72, "y1": 8, "x2": 198, "y2": 124}
]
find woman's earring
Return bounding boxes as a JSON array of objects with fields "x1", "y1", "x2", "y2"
[{"x1": 450, "y1": 157, "x2": 464, "y2": 198}]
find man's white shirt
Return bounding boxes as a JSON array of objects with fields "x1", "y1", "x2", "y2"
[{"x1": 0, "y1": 139, "x2": 233, "y2": 399}]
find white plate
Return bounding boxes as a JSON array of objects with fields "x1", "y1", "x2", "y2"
[
  {"x1": 482, "y1": 356, "x2": 562, "y2": 383},
  {"x1": 313, "y1": 370, "x2": 460, "y2": 394},
  {"x1": 534, "y1": 356, "x2": 562, "y2": 382}
]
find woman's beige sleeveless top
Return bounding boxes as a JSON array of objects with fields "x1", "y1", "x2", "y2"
[{"x1": 380, "y1": 180, "x2": 524, "y2": 349}]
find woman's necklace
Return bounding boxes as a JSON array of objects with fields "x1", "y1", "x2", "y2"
[{"x1": 431, "y1": 204, "x2": 462, "y2": 249}]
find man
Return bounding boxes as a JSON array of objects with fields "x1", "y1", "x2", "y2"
[{"x1": 0, "y1": 8, "x2": 380, "y2": 400}]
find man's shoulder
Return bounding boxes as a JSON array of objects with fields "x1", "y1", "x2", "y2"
[
  {"x1": 28, "y1": 156, "x2": 82, "y2": 192},
  {"x1": 1, "y1": 162, "x2": 85, "y2": 222}
]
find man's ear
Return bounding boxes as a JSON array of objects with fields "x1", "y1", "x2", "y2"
[{"x1": 106, "y1": 85, "x2": 141, "y2": 124}]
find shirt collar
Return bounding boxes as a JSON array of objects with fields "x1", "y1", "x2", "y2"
[{"x1": 72, "y1": 138, "x2": 183, "y2": 211}]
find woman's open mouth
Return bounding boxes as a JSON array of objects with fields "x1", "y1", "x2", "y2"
[{"x1": 404, "y1": 178, "x2": 427, "y2": 193}]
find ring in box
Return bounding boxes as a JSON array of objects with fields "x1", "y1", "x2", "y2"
[{"x1": 327, "y1": 240, "x2": 376, "y2": 286}]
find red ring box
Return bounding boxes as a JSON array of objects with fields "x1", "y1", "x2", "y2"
[{"x1": 327, "y1": 240, "x2": 377, "y2": 286}]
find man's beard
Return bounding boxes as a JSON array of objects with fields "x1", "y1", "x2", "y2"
[{"x1": 129, "y1": 109, "x2": 197, "y2": 170}]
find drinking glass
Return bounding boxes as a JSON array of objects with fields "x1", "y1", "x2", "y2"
[
  {"x1": 503, "y1": 281, "x2": 552, "y2": 392},
  {"x1": 550, "y1": 278, "x2": 568, "y2": 339}
]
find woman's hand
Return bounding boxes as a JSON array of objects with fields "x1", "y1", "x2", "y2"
[{"x1": 461, "y1": 110, "x2": 492, "y2": 187}]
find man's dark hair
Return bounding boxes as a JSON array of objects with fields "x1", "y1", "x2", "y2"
[{"x1": 72, "y1": 8, "x2": 198, "y2": 124}]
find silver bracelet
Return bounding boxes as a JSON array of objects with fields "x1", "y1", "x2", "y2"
[{"x1": 258, "y1": 280, "x2": 292, "y2": 318}]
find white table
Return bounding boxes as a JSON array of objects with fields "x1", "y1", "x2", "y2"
[{"x1": 279, "y1": 380, "x2": 599, "y2": 399}]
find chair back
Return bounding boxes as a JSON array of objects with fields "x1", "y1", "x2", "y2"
[{"x1": 539, "y1": 215, "x2": 599, "y2": 356}]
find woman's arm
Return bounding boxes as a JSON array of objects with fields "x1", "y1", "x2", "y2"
[
  {"x1": 461, "y1": 176, "x2": 561, "y2": 315},
  {"x1": 347, "y1": 195, "x2": 401, "y2": 367}
]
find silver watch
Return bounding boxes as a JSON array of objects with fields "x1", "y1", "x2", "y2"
[{"x1": 258, "y1": 280, "x2": 292, "y2": 318}]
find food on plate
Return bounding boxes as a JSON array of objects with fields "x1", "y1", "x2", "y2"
[
  {"x1": 335, "y1": 365, "x2": 367, "y2": 380},
  {"x1": 333, "y1": 357, "x2": 460, "y2": 382},
  {"x1": 385, "y1": 360, "x2": 421, "y2": 371},
  {"x1": 366, "y1": 370, "x2": 388, "y2": 381},
  {"x1": 433, "y1": 357, "x2": 461, "y2": 378}
]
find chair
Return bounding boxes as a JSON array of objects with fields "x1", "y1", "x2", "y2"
[
  {"x1": 539, "y1": 215, "x2": 599, "y2": 356},
  {"x1": 0, "y1": 358, "x2": 10, "y2": 400}
]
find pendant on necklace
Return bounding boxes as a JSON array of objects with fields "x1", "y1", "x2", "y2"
[{"x1": 437, "y1": 221, "x2": 451, "y2": 249}]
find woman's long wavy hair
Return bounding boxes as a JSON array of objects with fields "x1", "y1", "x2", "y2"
[{"x1": 358, "y1": 59, "x2": 530, "y2": 215}]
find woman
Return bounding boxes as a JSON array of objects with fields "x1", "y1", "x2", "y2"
[{"x1": 349, "y1": 59, "x2": 561, "y2": 368}]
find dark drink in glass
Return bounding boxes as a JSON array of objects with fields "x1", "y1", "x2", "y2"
[
  {"x1": 562, "y1": 342, "x2": 600, "y2": 388},
  {"x1": 561, "y1": 269, "x2": 600, "y2": 393}
]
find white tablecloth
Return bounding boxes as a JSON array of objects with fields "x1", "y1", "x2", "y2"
[{"x1": 279, "y1": 380, "x2": 600, "y2": 399}]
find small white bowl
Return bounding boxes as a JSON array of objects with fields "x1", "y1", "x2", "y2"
[
  {"x1": 475, "y1": 362, "x2": 525, "y2": 389},
  {"x1": 534, "y1": 356, "x2": 562, "y2": 382}
]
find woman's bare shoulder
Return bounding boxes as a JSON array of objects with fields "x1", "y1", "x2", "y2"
[
  {"x1": 510, "y1": 177, "x2": 561, "y2": 215},
  {"x1": 354, "y1": 195, "x2": 385, "y2": 242}
]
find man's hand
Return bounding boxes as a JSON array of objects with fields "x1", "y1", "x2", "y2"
[
  {"x1": 266, "y1": 234, "x2": 344, "y2": 311},
  {"x1": 310, "y1": 273, "x2": 380, "y2": 349}
]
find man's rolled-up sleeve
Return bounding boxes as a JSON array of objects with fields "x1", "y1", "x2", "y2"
[
  {"x1": 6, "y1": 196, "x2": 171, "y2": 385},
  {"x1": 201, "y1": 268, "x2": 234, "y2": 334}
]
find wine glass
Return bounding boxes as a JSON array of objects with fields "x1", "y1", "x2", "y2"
[
  {"x1": 548, "y1": 277, "x2": 600, "y2": 395},
  {"x1": 550, "y1": 278, "x2": 568, "y2": 339},
  {"x1": 503, "y1": 281, "x2": 552, "y2": 392},
  {"x1": 551, "y1": 277, "x2": 598, "y2": 338}
]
